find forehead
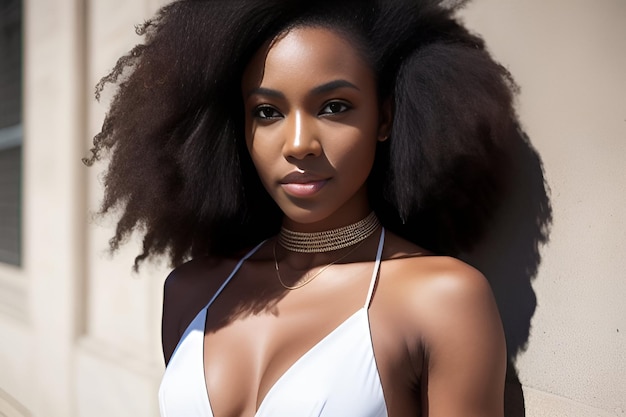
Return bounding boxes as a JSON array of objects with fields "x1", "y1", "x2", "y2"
[{"x1": 242, "y1": 26, "x2": 375, "y2": 94}]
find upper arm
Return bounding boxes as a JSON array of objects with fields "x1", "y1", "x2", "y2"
[
  {"x1": 161, "y1": 269, "x2": 184, "y2": 364},
  {"x1": 161, "y1": 257, "x2": 227, "y2": 365},
  {"x1": 415, "y1": 259, "x2": 506, "y2": 417}
]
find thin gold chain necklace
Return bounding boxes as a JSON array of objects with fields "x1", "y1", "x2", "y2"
[{"x1": 273, "y1": 239, "x2": 366, "y2": 290}]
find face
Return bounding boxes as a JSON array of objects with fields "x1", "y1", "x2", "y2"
[{"x1": 242, "y1": 26, "x2": 390, "y2": 230}]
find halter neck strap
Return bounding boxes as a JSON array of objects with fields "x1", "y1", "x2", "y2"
[
  {"x1": 364, "y1": 228, "x2": 385, "y2": 309},
  {"x1": 204, "y1": 239, "x2": 267, "y2": 310}
]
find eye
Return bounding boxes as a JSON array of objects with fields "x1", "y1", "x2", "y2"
[
  {"x1": 254, "y1": 105, "x2": 282, "y2": 120},
  {"x1": 320, "y1": 101, "x2": 351, "y2": 116}
]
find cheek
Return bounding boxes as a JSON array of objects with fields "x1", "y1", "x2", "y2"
[
  {"x1": 324, "y1": 141, "x2": 377, "y2": 192},
  {"x1": 325, "y1": 123, "x2": 379, "y2": 169},
  {"x1": 248, "y1": 145, "x2": 268, "y2": 176},
  {"x1": 246, "y1": 136, "x2": 277, "y2": 191}
]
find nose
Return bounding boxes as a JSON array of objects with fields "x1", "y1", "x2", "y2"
[{"x1": 282, "y1": 111, "x2": 322, "y2": 160}]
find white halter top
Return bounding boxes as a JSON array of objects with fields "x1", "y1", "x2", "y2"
[{"x1": 159, "y1": 229, "x2": 388, "y2": 417}]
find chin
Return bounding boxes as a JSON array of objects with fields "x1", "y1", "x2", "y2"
[{"x1": 278, "y1": 204, "x2": 334, "y2": 227}]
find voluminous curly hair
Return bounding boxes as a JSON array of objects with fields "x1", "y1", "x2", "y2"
[{"x1": 85, "y1": 0, "x2": 520, "y2": 269}]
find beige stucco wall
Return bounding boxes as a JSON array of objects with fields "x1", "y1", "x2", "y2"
[
  {"x1": 462, "y1": 1, "x2": 626, "y2": 415},
  {"x1": 0, "y1": 0, "x2": 623, "y2": 416},
  {"x1": 0, "y1": 0, "x2": 168, "y2": 416}
]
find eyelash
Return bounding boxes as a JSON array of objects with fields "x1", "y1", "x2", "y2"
[
  {"x1": 252, "y1": 101, "x2": 352, "y2": 120},
  {"x1": 254, "y1": 105, "x2": 281, "y2": 120},
  {"x1": 320, "y1": 101, "x2": 351, "y2": 115}
]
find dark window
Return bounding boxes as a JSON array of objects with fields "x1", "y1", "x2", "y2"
[{"x1": 0, "y1": 0, "x2": 23, "y2": 266}]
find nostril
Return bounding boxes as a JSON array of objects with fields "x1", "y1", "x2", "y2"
[{"x1": 283, "y1": 140, "x2": 322, "y2": 160}]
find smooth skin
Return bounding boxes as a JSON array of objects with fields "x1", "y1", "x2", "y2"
[{"x1": 162, "y1": 26, "x2": 506, "y2": 417}]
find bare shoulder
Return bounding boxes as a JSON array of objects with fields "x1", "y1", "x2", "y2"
[
  {"x1": 386, "y1": 257, "x2": 499, "y2": 325},
  {"x1": 163, "y1": 256, "x2": 223, "y2": 296},
  {"x1": 390, "y1": 255, "x2": 494, "y2": 311},
  {"x1": 378, "y1": 233, "x2": 506, "y2": 415},
  {"x1": 378, "y1": 232, "x2": 502, "y2": 346},
  {"x1": 161, "y1": 256, "x2": 237, "y2": 363},
  {"x1": 381, "y1": 232, "x2": 490, "y2": 297}
]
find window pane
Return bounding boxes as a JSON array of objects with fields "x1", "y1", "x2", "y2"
[
  {"x1": 0, "y1": 145, "x2": 21, "y2": 265},
  {"x1": 0, "y1": 0, "x2": 22, "y2": 266},
  {"x1": 0, "y1": 0, "x2": 22, "y2": 129}
]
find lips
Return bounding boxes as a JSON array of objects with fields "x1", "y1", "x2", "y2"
[{"x1": 279, "y1": 171, "x2": 330, "y2": 197}]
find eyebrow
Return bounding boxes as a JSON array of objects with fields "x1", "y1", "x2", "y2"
[
  {"x1": 312, "y1": 79, "x2": 360, "y2": 95},
  {"x1": 246, "y1": 79, "x2": 360, "y2": 99}
]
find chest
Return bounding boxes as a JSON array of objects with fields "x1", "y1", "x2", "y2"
[
  {"x1": 160, "y1": 305, "x2": 388, "y2": 417},
  {"x1": 161, "y1": 247, "x2": 424, "y2": 416}
]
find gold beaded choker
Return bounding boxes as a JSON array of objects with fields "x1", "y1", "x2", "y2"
[{"x1": 278, "y1": 212, "x2": 380, "y2": 253}]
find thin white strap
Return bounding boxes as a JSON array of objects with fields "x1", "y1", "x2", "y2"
[
  {"x1": 204, "y1": 239, "x2": 267, "y2": 309},
  {"x1": 364, "y1": 228, "x2": 385, "y2": 309}
]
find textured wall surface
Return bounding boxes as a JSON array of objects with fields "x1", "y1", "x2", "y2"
[{"x1": 462, "y1": 1, "x2": 626, "y2": 415}]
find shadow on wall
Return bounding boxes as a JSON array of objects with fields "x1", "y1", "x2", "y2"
[{"x1": 461, "y1": 130, "x2": 553, "y2": 417}]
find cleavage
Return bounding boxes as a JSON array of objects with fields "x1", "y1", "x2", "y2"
[{"x1": 202, "y1": 285, "x2": 367, "y2": 416}]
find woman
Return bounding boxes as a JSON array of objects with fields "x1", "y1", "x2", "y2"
[{"x1": 87, "y1": 0, "x2": 519, "y2": 415}]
